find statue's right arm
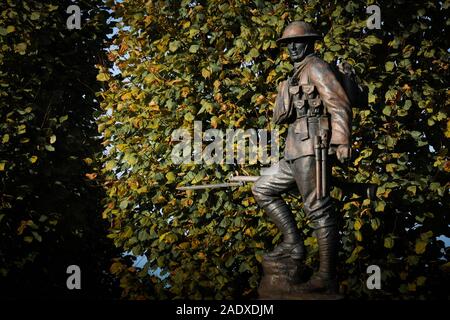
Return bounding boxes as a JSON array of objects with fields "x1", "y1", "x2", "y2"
[{"x1": 272, "y1": 80, "x2": 291, "y2": 125}]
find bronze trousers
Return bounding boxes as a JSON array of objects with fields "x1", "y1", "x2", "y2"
[{"x1": 252, "y1": 156, "x2": 336, "y2": 230}]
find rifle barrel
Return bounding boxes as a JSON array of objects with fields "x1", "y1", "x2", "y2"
[
  {"x1": 229, "y1": 176, "x2": 260, "y2": 182},
  {"x1": 176, "y1": 182, "x2": 243, "y2": 191}
]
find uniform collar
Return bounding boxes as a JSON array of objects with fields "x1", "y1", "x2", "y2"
[{"x1": 293, "y1": 53, "x2": 316, "y2": 71}]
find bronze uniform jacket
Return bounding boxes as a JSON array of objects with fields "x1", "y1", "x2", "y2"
[{"x1": 273, "y1": 54, "x2": 352, "y2": 161}]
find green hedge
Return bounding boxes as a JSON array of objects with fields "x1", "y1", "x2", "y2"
[{"x1": 98, "y1": 0, "x2": 449, "y2": 299}]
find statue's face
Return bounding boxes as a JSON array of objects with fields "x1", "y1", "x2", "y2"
[{"x1": 287, "y1": 40, "x2": 308, "y2": 63}]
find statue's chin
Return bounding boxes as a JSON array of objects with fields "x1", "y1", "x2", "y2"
[{"x1": 291, "y1": 56, "x2": 305, "y2": 64}]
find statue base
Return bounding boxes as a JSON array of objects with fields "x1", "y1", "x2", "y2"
[{"x1": 257, "y1": 257, "x2": 343, "y2": 300}]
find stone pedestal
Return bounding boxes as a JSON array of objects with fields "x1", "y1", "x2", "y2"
[{"x1": 257, "y1": 257, "x2": 343, "y2": 300}]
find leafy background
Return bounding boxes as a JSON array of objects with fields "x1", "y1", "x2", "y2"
[
  {"x1": 97, "y1": 0, "x2": 449, "y2": 299},
  {"x1": 1, "y1": 0, "x2": 449, "y2": 299}
]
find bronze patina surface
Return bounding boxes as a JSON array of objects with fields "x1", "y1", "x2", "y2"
[{"x1": 252, "y1": 21, "x2": 352, "y2": 299}]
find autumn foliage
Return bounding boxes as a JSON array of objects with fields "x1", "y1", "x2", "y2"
[{"x1": 1, "y1": 0, "x2": 448, "y2": 300}]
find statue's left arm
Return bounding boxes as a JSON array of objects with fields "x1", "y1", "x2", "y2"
[{"x1": 308, "y1": 59, "x2": 352, "y2": 160}]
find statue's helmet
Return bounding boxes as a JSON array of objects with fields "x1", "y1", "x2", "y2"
[{"x1": 276, "y1": 21, "x2": 322, "y2": 45}]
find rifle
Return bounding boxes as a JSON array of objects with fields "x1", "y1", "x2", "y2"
[
  {"x1": 176, "y1": 165, "x2": 377, "y2": 200},
  {"x1": 314, "y1": 135, "x2": 328, "y2": 200}
]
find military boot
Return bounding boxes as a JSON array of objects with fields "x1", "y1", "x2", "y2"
[
  {"x1": 263, "y1": 200, "x2": 304, "y2": 261},
  {"x1": 296, "y1": 225, "x2": 339, "y2": 293}
]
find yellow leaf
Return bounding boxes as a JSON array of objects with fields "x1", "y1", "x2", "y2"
[
  {"x1": 197, "y1": 252, "x2": 206, "y2": 260},
  {"x1": 201, "y1": 68, "x2": 211, "y2": 79},
  {"x1": 105, "y1": 160, "x2": 116, "y2": 171},
  {"x1": 121, "y1": 92, "x2": 133, "y2": 101},
  {"x1": 30, "y1": 156, "x2": 38, "y2": 163},
  {"x1": 110, "y1": 262, "x2": 124, "y2": 275},
  {"x1": 14, "y1": 42, "x2": 27, "y2": 55},
  {"x1": 148, "y1": 101, "x2": 160, "y2": 111},
  {"x1": 445, "y1": 120, "x2": 450, "y2": 138},
  {"x1": 50, "y1": 135, "x2": 56, "y2": 144},
  {"x1": 415, "y1": 240, "x2": 427, "y2": 254},
  {"x1": 407, "y1": 185, "x2": 417, "y2": 195},
  {"x1": 97, "y1": 72, "x2": 110, "y2": 82},
  {"x1": 182, "y1": 198, "x2": 193, "y2": 207},
  {"x1": 48, "y1": 5, "x2": 59, "y2": 11},
  {"x1": 166, "y1": 172, "x2": 176, "y2": 183},
  {"x1": 384, "y1": 237, "x2": 394, "y2": 249},
  {"x1": 178, "y1": 242, "x2": 190, "y2": 250},
  {"x1": 245, "y1": 228, "x2": 255, "y2": 237},
  {"x1": 440, "y1": 262, "x2": 450, "y2": 272},
  {"x1": 416, "y1": 276, "x2": 426, "y2": 286},
  {"x1": 211, "y1": 116, "x2": 219, "y2": 128},
  {"x1": 85, "y1": 173, "x2": 97, "y2": 180},
  {"x1": 354, "y1": 219, "x2": 363, "y2": 231},
  {"x1": 2, "y1": 134, "x2": 9, "y2": 143},
  {"x1": 407, "y1": 283, "x2": 416, "y2": 292},
  {"x1": 0, "y1": 162, "x2": 6, "y2": 171},
  {"x1": 137, "y1": 186, "x2": 148, "y2": 194},
  {"x1": 182, "y1": 21, "x2": 191, "y2": 29},
  {"x1": 17, "y1": 220, "x2": 30, "y2": 235},
  {"x1": 6, "y1": 25, "x2": 15, "y2": 33},
  {"x1": 184, "y1": 112, "x2": 195, "y2": 122},
  {"x1": 375, "y1": 200, "x2": 386, "y2": 212},
  {"x1": 370, "y1": 218, "x2": 380, "y2": 231},
  {"x1": 102, "y1": 207, "x2": 111, "y2": 219},
  {"x1": 386, "y1": 163, "x2": 396, "y2": 173}
]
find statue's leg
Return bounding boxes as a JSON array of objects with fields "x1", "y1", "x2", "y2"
[
  {"x1": 251, "y1": 159, "x2": 304, "y2": 260},
  {"x1": 292, "y1": 156, "x2": 339, "y2": 293}
]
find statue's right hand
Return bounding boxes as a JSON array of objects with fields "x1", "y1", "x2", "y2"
[{"x1": 336, "y1": 144, "x2": 351, "y2": 163}]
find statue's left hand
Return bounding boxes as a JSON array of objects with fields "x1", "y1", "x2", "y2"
[{"x1": 336, "y1": 144, "x2": 351, "y2": 163}]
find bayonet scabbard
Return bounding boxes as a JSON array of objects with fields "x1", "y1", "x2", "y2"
[
  {"x1": 314, "y1": 136, "x2": 322, "y2": 199},
  {"x1": 321, "y1": 140, "x2": 327, "y2": 197}
]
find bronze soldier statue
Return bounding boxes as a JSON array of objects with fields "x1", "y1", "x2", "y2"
[{"x1": 252, "y1": 21, "x2": 352, "y2": 295}]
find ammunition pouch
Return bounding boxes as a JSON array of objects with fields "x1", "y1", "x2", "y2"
[{"x1": 290, "y1": 84, "x2": 324, "y2": 118}]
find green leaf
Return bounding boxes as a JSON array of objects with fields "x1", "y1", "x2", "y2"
[
  {"x1": 384, "y1": 237, "x2": 394, "y2": 249},
  {"x1": 346, "y1": 246, "x2": 363, "y2": 264},
  {"x1": 365, "y1": 35, "x2": 382, "y2": 45},
  {"x1": 407, "y1": 185, "x2": 417, "y2": 195},
  {"x1": 169, "y1": 40, "x2": 181, "y2": 52},
  {"x1": 30, "y1": 12, "x2": 40, "y2": 20},
  {"x1": 189, "y1": 44, "x2": 200, "y2": 53},
  {"x1": 6, "y1": 25, "x2": 15, "y2": 34},
  {"x1": 45, "y1": 145, "x2": 55, "y2": 152},
  {"x1": 375, "y1": 200, "x2": 386, "y2": 212},
  {"x1": 2, "y1": 134, "x2": 9, "y2": 144},
  {"x1": 184, "y1": 112, "x2": 195, "y2": 122},
  {"x1": 370, "y1": 218, "x2": 380, "y2": 231},
  {"x1": 119, "y1": 199, "x2": 129, "y2": 209},
  {"x1": 385, "y1": 61, "x2": 395, "y2": 71}
]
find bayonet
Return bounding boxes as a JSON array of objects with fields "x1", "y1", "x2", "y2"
[
  {"x1": 176, "y1": 175, "x2": 259, "y2": 191},
  {"x1": 176, "y1": 163, "x2": 377, "y2": 200}
]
